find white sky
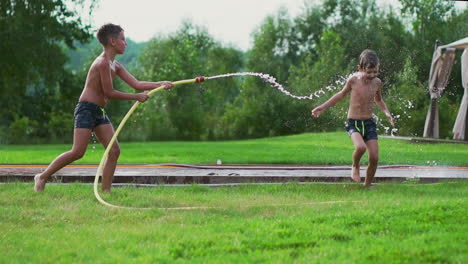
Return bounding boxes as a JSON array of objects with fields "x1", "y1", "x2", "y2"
[
  {"x1": 90, "y1": 0, "x2": 307, "y2": 51},
  {"x1": 88, "y1": 0, "x2": 465, "y2": 51}
]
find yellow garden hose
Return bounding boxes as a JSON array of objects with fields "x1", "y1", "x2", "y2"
[{"x1": 93, "y1": 76, "x2": 213, "y2": 210}]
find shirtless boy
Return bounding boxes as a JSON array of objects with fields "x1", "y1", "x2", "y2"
[
  {"x1": 311, "y1": 49, "x2": 394, "y2": 187},
  {"x1": 34, "y1": 23, "x2": 174, "y2": 192}
]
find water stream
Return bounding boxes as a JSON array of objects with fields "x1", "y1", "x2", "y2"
[{"x1": 208, "y1": 72, "x2": 402, "y2": 136}]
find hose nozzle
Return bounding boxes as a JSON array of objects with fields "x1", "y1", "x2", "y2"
[{"x1": 195, "y1": 76, "x2": 205, "y2": 83}]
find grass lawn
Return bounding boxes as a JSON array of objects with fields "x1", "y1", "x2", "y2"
[
  {"x1": 1, "y1": 181, "x2": 467, "y2": 263},
  {"x1": 1, "y1": 132, "x2": 468, "y2": 166}
]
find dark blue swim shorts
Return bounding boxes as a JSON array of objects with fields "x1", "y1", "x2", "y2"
[
  {"x1": 74, "y1": 101, "x2": 110, "y2": 129},
  {"x1": 345, "y1": 118, "x2": 378, "y2": 142}
]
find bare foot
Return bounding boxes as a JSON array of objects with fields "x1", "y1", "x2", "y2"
[
  {"x1": 351, "y1": 167, "x2": 361, "y2": 182},
  {"x1": 34, "y1": 174, "x2": 46, "y2": 192}
]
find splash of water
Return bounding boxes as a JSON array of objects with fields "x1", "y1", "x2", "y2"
[
  {"x1": 208, "y1": 72, "x2": 343, "y2": 100},
  {"x1": 373, "y1": 113, "x2": 399, "y2": 137},
  {"x1": 91, "y1": 132, "x2": 96, "y2": 152},
  {"x1": 208, "y1": 72, "x2": 402, "y2": 136}
]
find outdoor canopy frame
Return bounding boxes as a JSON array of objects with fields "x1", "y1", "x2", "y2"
[{"x1": 423, "y1": 36, "x2": 468, "y2": 140}]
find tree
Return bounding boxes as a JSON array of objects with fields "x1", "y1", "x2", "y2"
[
  {"x1": 222, "y1": 9, "x2": 301, "y2": 139},
  {"x1": 292, "y1": 4, "x2": 326, "y2": 58},
  {"x1": 0, "y1": 0, "x2": 96, "y2": 143},
  {"x1": 288, "y1": 30, "x2": 347, "y2": 132},
  {"x1": 0, "y1": 0, "x2": 94, "y2": 93},
  {"x1": 386, "y1": 58, "x2": 426, "y2": 136},
  {"x1": 129, "y1": 22, "x2": 244, "y2": 140},
  {"x1": 399, "y1": 0, "x2": 458, "y2": 81}
]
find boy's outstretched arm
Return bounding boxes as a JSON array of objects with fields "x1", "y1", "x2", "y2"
[
  {"x1": 116, "y1": 62, "x2": 174, "y2": 91},
  {"x1": 311, "y1": 79, "x2": 352, "y2": 118},
  {"x1": 374, "y1": 82, "x2": 394, "y2": 126},
  {"x1": 100, "y1": 60, "x2": 148, "y2": 102}
]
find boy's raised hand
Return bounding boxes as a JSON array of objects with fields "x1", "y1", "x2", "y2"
[
  {"x1": 311, "y1": 106, "x2": 324, "y2": 118},
  {"x1": 386, "y1": 112, "x2": 395, "y2": 127}
]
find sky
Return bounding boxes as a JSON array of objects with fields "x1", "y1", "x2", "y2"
[
  {"x1": 88, "y1": 0, "x2": 465, "y2": 51},
  {"x1": 90, "y1": 0, "x2": 307, "y2": 51}
]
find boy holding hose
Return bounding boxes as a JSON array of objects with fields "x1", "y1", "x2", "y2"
[{"x1": 34, "y1": 23, "x2": 174, "y2": 192}]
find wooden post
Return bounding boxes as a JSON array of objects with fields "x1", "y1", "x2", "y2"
[
  {"x1": 428, "y1": 98, "x2": 438, "y2": 138},
  {"x1": 464, "y1": 106, "x2": 468, "y2": 141},
  {"x1": 426, "y1": 40, "x2": 441, "y2": 139}
]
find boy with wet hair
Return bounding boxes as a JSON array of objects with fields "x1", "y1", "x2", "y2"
[
  {"x1": 34, "y1": 23, "x2": 174, "y2": 192},
  {"x1": 312, "y1": 49, "x2": 394, "y2": 187}
]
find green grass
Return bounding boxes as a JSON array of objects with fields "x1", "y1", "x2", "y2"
[
  {"x1": 1, "y1": 132, "x2": 468, "y2": 166},
  {"x1": 1, "y1": 181, "x2": 467, "y2": 263}
]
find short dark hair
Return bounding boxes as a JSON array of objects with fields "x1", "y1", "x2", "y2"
[
  {"x1": 359, "y1": 49, "x2": 380, "y2": 69},
  {"x1": 97, "y1": 23, "x2": 123, "y2": 46}
]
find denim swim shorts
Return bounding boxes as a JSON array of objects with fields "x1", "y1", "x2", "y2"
[
  {"x1": 74, "y1": 101, "x2": 110, "y2": 129},
  {"x1": 345, "y1": 118, "x2": 378, "y2": 142}
]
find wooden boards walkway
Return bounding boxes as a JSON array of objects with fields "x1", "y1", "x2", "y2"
[{"x1": 1, "y1": 164, "x2": 467, "y2": 184}]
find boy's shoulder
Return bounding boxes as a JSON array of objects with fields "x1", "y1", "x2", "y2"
[
  {"x1": 347, "y1": 73, "x2": 382, "y2": 86},
  {"x1": 89, "y1": 55, "x2": 106, "y2": 70},
  {"x1": 372, "y1": 77, "x2": 382, "y2": 87},
  {"x1": 91, "y1": 55, "x2": 119, "y2": 71},
  {"x1": 94, "y1": 55, "x2": 108, "y2": 66},
  {"x1": 347, "y1": 72, "x2": 361, "y2": 84}
]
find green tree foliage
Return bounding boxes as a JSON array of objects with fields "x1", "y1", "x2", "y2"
[
  {"x1": 386, "y1": 58, "x2": 426, "y2": 136},
  {"x1": 0, "y1": 0, "x2": 92, "y2": 92},
  {"x1": 288, "y1": 30, "x2": 347, "y2": 132},
  {"x1": 399, "y1": 0, "x2": 459, "y2": 80},
  {"x1": 397, "y1": 0, "x2": 466, "y2": 138},
  {"x1": 222, "y1": 9, "x2": 302, "y2": 138},
  {"x1": 387, "y1": 57, "x2": 461, "y2": 139},
  {"x1": 125, "y1": 22, "x2": 244, "y2": 140},
  {"x1": 0, "y1": 0, "x2": 96, "y2": 143},
  {"x1": 292, "y1": 4, "x2": 326, "y2": 58}
]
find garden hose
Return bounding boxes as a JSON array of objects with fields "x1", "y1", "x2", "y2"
[{"x1": 93, "y1": 76, "x2": 213, "y2": 210}]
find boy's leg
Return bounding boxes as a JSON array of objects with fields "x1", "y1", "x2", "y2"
[
  {"x1": 364, "y1": 139, "x2": 379, "y2": 187},
  {"x1": 350, "y1": 133, "x2": 367, "y2": 182},
  {"x1": 94, "y1": 124, "x2": 120, "y2": 192},
  {"x1": 34, "y1": 128, "x2": 92, "y2": 192}
]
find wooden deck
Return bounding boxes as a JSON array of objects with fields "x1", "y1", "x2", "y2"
[{"x1": 1, "y1": 164, "x2": 467, "y2": 184}]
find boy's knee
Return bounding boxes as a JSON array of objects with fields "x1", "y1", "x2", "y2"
[
  {"x1": 369, "y1": 155, "x2": 379, "y2": 165},
  {"x1": 71, "y1": 150, "x2": 86, "y2": 160},
  {"x1": 355, "y1": 145, "x2": 366, "y2": 154},
  {"x1": 109, "y1": 146, "x2": 120, "y2": 158}
]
